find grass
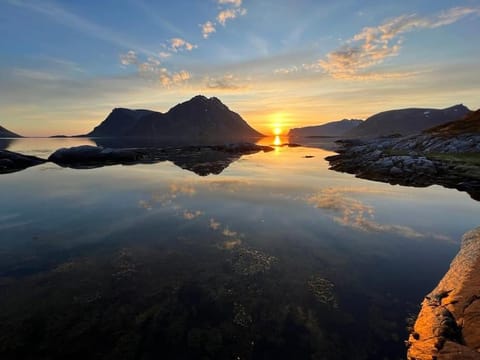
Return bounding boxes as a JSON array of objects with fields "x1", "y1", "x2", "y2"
[{"x1": 427, "y1": 152, "x2": 480, "y2": 166}]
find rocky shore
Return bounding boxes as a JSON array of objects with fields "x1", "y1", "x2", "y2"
[
  {"x1": 407, "y1": 227, "x2": 480, "y2": 359},
  {"x1": 0, "y1": 143, "x2": 273, "y2": 176},
  {"x1": 326, "y1": 133, "x2": 480, "y2": 200}
]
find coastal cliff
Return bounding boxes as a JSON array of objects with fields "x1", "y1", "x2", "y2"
[{"x1": 407, "y1": 227, "x2": 480, "y2": 359}]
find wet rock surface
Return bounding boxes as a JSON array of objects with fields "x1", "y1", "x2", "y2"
[
  {"x1": 0, "y1": 150, "x2": 46, "y2": 174},
  {"x1": 407, "y1": 227, "x2": 480, "y2": 359},
  {"x1": 326, "y1": 134, "x2": 480, "y2": 200}
]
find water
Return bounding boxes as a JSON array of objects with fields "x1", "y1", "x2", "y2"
[{"x1": 1, "y1": 137, "x2": 479, "y2": 359}]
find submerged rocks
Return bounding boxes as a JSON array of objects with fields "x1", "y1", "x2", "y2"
[
  {"x1": 407, "y1": 227, "x2": 480, "y2": 359},
  {"x1": 307, "y1": 276, "x2": 338, "y2": 308},
  {"x1": 0, "y1": 150, "x2": 46, "y2": 174}
]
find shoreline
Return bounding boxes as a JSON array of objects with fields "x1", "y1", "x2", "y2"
[{"x1": 325, "y1": 135, "x2": 480, "y2": 201}]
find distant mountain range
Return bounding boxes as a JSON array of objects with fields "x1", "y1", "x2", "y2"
[
  {"x1": 0, "y1": 125, "x2": 21, "y2": 138},
  {"x1": 289, "y1": 104, "x2": 471, "y2": 139},
  {"x1": 288, "y1": 119, "x2": 363, "y2": 138},
  {"x1": 344, "y1": 104, "x2": 470, "y2": 138},
  {"x1": 87, "y1": 95, "x2": 263, "y2": 140}
]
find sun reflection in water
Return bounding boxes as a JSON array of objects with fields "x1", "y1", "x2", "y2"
[{"x1": 273, "y1": 135, "x2": 281, "y2": 146}]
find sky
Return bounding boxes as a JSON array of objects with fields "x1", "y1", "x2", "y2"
[{"x1": 1, "y1": 0, "x2": 480, "y2": 136}]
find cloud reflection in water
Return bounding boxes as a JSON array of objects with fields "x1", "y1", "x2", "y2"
[{"x1": 308, "y1": 187, "x2": 452, "y2": 242}]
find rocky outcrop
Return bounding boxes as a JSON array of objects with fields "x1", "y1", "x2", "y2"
[
  {"x1": 288, "y1": 119, "x2": 363, "y2": 138},
  {"x1": 326, "y1": 133, "x2": 480, "y2": 200},
  {"x1": 345, "y1": 104, "x2": 470, "y2": 138},
  {"x1": 48, "y1": 143, "x2": 273, "y2": 176},
  {"x1": 0, "y1": 150, "x2": 46, "y2": 174},
  {"x1": 87, "y1": 95, "x2": 263, "y2": 140},
  {"x1": 407, "y1": 227, "x2": 480, "y2": 360}
]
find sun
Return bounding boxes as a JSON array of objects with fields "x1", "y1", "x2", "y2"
[{"x1": 273, "y1": 127, "x2": 282, "y2": 135}]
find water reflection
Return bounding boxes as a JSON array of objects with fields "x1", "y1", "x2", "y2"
[
  {"x1": 0, "y1": 138, "x2": 479, "y2": 359},
  {"x1": 307, "y1": 187, "x2": 452, "y2": 241},
  {"x1": 273, "y1": 135, "x2": 281, "y2": 146}
]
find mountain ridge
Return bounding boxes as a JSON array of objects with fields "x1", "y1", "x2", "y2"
[
  {"x1": 345, "y1": 104, "x2": 470, "y2": 138},
  {"x1": 87, "y1": 95, "x2": 263, "y2": 140},
  {"x1": 288, "y1": 119, "x2": 363, "y2": 138}
]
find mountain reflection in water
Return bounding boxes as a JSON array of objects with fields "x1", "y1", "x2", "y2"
[{"x1": 0, "y1": 137, "x2": 479, "y2": 359}]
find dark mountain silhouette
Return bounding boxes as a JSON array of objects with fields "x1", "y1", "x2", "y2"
[
  {"x1": 0, "y1": 125, "x2": 21, "y2": 138},
  {"x1": 87, "y1": 96, "x2": 263, "y2": 140},
  {"x1": 344, "y1": 104, "x2": 470, "y2": 138},
  {"x1": 426, "y1": 109, "x2": 480, "y2": 136},
  {"x1": 288, "y1": 119, "x2": 363, "y2": 138}
]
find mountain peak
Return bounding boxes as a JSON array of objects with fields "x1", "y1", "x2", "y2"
[{"x1": 87, "y1": 96, "x2": 263, "y2": 139}]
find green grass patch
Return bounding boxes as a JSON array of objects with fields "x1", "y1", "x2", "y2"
[{"x1": 427, "y1": 152, "x2": 480, "y2": 165}]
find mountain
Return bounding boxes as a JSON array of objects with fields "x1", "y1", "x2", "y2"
[
  {"x1": 344, "y1": 104, "x2": 470, "y2": 138},
  {"x1": 0, "y1": 125, "x2": 21, "y2": 138},
  {"x1": 426, "y1": 109, "x2": 480, "y2": 136},
  {"x1": 288, "y1": 119, "x2": 363, "y2": 138},
  {"x1": 87, "y1": 96, "x2": 263, "y2": 139},
  {"x1": 88, "y1": 108, "x2": 155, "y2": 137}
]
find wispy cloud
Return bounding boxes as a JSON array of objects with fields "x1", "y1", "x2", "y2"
[
  {"x1": 315, "y1": 6, "x2": 480, "y2": 79},
  {"x1": 120, "y1": 50, "x2": 138, "y2": 66},
  {"x1": 119, "y1": 49, "x2": 191, "y2": 87},
  {"x1": 168, "y1": 38, "x2": 197, "y2": 52},
  {"x1": 206, "y1": 73, "x2": 246, "y2": 90},
  {"x1": 159, "y1": 70, "x2": 191, "y2": 87},
  {"x1": 199, "y1": 0, "x2": 247, "y2": 39},
  {"x1": 218, "y1": 0, "x2": 242, "y2": 6},
  {"x1": 217, "y1": 7, "x2": 247, "y2": 26},
  {"x1": 201, "y1": 21, "x2": 216, "y2": 39}
]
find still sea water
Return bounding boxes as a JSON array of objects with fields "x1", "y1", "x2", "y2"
[{"x1": 1, "y1": 137, "x2": 479, "y2": 359}]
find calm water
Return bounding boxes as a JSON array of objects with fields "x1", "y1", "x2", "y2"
[{"x1": 1, "y1": 137, "x2": 479, "y2": 359}]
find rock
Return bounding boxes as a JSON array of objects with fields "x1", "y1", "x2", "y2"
[
  {"x1": 389, "y1": 166, "x2": 403, "y2": 176},
  {"x1": 325, "y1": 132, "x2": 479, "y2": 200},
  {"x1": 48, "y1": 144, "x2": 274, "y2": 176},
  {"x1": 407, "y1": 227, "x2": 480, "y2": 360},
  {"x1": 0, "y1": 150, "x2": 46, "y2": 174}
]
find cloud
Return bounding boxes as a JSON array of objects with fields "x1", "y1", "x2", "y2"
[
  {"x1": 201, "y1": 21, "x2": 216, "y2": 39},
  {"x1": 217, "y1": 7, "x2": 247, "y2": 26},
  {"x1": 119, "y1": 50, "x2": 190, "y2": 87},
  {"x1": 314, "y1": 6, "x2": 480, "y2": 79},
  {"x1": 168, "y1": 38, "x2": 197, "y2": 52},
  {"x1": 199, "y1": 0, "x2": 247, "y2": 39},
  {"x1": 206, "y1": 73, "x2": 245, "y2": 90},
  {"x1": 160, "y1": 70, "x2": 191, "y2": 87},
  {"x1": 158, "y1": 51, "x2": 171, "y2": 59},
  {"x1": 217, "y1": 0, "x2": 242, "y2": 6},
  {"x1": 120, "y1": 50, "x2": 138, "y2": 66}
]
